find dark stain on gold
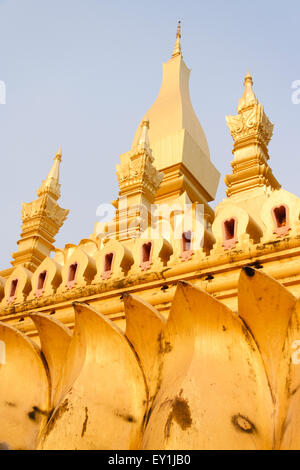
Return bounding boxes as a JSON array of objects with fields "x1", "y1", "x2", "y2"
[
  {"x1": 232, "y1": 414, "x2": 256, "y2": 434},
  {"x1": 164, "y1": 394, "x2": 192, "y2": 440},
  {"x1": 81, "y1": 407, "x2": 88, "y2": 437}
]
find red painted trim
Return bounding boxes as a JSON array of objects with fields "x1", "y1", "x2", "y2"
[
  {"x1": 66, "y1": 263, "x2": 78, "y2": 289},
  {"x1": 180, "y1": 231, "x2": 194, "y2": 261},
  {"x1": 222, "y1": 217, "x2": 238, "y2": 250},
  {"x1": 272, "y1": 204, "x2": 291, "y2": 237},
  {"x1": 35, "y1": 270, "x2": 47, "y2": 297},
  {"x1": 8, "y1": 278, "x2": 18, "y2": 304},
  {"x1": 140, "y1": 242, "x2": 153, "y2": 271},
  {"x1": 102, "y1": 252, "x2": 115, "y2": 280}
]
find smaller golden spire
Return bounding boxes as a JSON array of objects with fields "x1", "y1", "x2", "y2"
[
  {"x1": 238, "y1": 70, "x2": 258, "y2": 111},
  {"x1": 172, "y1": 20, "x2": 182, "y2": 58},
  {"x1": 12, "y1": 146, "x2": 69, "y2": 271},
  {"x1": 225, "y1": 72, "x2": 278, "y2": 197}
]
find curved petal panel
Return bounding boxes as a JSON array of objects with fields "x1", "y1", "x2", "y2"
[
  {"x1": 0, "y1": 322, "x2": 49, "y2": 450},
  {"x1": 31, "y1": 313, "x2": 72, "y2": 408},
  {"x1": 124, "y1": 293, "x2": 166, "y2": 405},
  {"x1": 238, "y1": 267, "x2": 296, "y2": 395},
  {"x1": 143, "y1": 282, "x2": 274, "y2": 450},
  {"x1": 278, "y1": 298, "x2": 300, "y2": 449},
  {"x1": 39, "y1": 302, "x2": 147, "y2": 450}
]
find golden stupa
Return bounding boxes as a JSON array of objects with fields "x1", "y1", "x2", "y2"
[{"x1": 1, "y1": 23, "x2": 300, "y2": 450}]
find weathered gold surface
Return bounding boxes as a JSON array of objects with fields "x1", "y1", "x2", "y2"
[
  {"x1": 1, "y1": 25, "x2": 300, "y2": 451},
  {"x1": 2, "y1": 271, "x2": 300, "y2": 449},
  {"x1": 0, "y1": 323, "x2": 49, "y2": 449},
  {"x1": 38, "y1": 302, "x2": 147, "y2": 450},
  {"x1": 124, "y1": 294, "x2": 166, "y2": 407},
  {"x1": 31, "y1": 313, "x2": 72, "y2": 408},
  {"x1": 142, "y1": 280, "x2": 274, "y2": 450},
  {"x1": 1, "y1": 270, "x2": 300, "y2": 449}
]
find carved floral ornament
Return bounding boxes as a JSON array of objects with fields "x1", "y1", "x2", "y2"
[
  {"x1": 226, "y1": 102, "x2": 274, "y2": 146},
  {"x1": 116, "y1": 150, "x2": 163, "y2": 195},
  {"x1": 21, "y1": 196, "x2": 69, "y2": 227}
]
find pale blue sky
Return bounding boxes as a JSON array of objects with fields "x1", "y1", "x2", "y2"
[{"x1": 0, "y1": 0, "x2": 299, "y2": 269}]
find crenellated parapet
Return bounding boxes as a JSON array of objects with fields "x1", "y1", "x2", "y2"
[
  {"x1": 93, "y1": 239, "x2": 134, "y2": 282},
  {"x1": 1, "y1": 265, "x2": 32, "y2": 306},
  {"x1": 27, "y1": 257, "x2": 63, "y2": 299},
  {"x1": 211, "y1": 204, "x2": 263, "y2": 253},
  {"x1": 1, "y1": 196, "x2": 300, "y2": 318},
  {"x1": 58, "y1": 247, "x2": 97, "y2": 292}
]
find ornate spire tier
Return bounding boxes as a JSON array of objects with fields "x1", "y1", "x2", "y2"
[
  {"x1": 116, "y1": 119, "x2": 163, "y2": 202},
  {"x1": 103, "y1": 120, "x2": 164, "y2": 240},
  {"x1": 225, "y1": 72, "x2": 280, "y2": 197},
  {"x1": 11, "y1": 148, "x2": 69, "y2": 272}
]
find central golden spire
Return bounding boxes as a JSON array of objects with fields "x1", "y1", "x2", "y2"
[
  {"x1": 172, "y1": 21, "x2": 182, "y2": 58},
  {"x1": 131, "y1": 20, "x2": 220, "y2": 207}
]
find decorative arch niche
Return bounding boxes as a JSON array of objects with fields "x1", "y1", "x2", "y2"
[{"x1": 2, "y1": 266, "x2": 32, "y2": 306}]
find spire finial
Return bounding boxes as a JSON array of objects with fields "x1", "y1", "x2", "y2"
[
  {"x1": 244, "y1": 70, "x2": 253, "y2": 85},
  {"x1": 172, "y1": 20, "x2": 182, "y2": 58},
  {"x1": 176, "y1": 20, "x2": 181, "y2": 38},
  {"x1": 37, "y1": 147, "x2": 62, "y2": 199},
  {"x1": 56, "y1": 146, "x2": 62, "y2": 162},
  {"x1": 138, "y1": 118, "x2": 150, "y2": 148},
  {"x1": 237, "y1": 70, "x2": 258, "y2": 111}
]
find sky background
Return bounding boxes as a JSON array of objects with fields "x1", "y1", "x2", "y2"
[{"x1": 0, "y1": 0, "x2": 299, "y2": 269}]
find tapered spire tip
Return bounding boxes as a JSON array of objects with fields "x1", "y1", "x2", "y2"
[
  {"x1": 172, "y1": 20, "x2": 182, "y2": 58},
  {"x1": 237, "y1": 70, "x2": 257, "y2": 111},
  {"x1": 56, "y1": 146, "x2": 62, "y2": 161},
  {"x1": 37, "y1": 147, "x2": 62, "y2": 199},
  {"x1": 244, "y1": 70, "x2": 253, "y2": 86},
  {"x1": 138, "y1": 117, "x2": 150, "y2": 148}
]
